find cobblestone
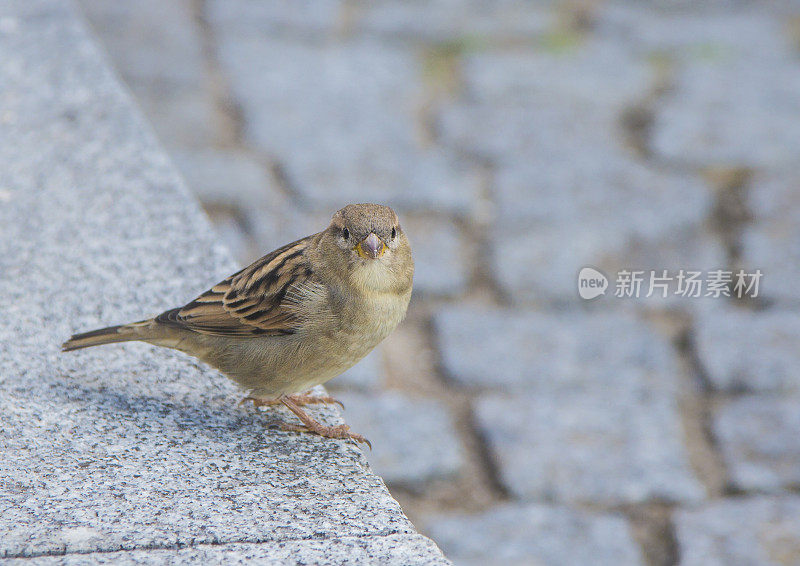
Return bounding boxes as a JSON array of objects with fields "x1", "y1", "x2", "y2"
[
  {"x1": 494, "y1": 223, "x2": 723, "y2": 304},
  {"x1": 492, "y1": 158, "x2": 709, "y2": 232},
  {"x1": 653, "y1": 58, "x2": 800, "y2": 168},
  {"x1": 599, "y1": 6, "x2": 792, "y2": 59},
  {"x1": 741, "y1": 225, "x2": 800, "y2": 307},
  {"x1": 402, "y1": 216, "x2": 468, "y2": 297},
  {"x1": 741, "y1": 170, "x2": 800, "y2": 306},
  {"x1": 437, "y1": 38, "x2": 719, "y2": 302},
  {"x1": 440, "y1": 39, "x2": 651, "y2": 163},
  {"x1": 485, "y1": 147, "x2": 716, "y2": 302},
  {"x1": 208, "y1": 0, "x2": 556, "y2": 42},
  {"x1": 171, "y1": 149, "x2": 273, "y2": 209},
  {"x1": 335, "y1": 392, "x2": 464, "y2": 492},
  {"x1": 436, "y1": 307, "x2": 679, "y2": 393},
  {"x1": 214, "y1": 35, "x2": 476, "y2": 214},
  {"x1": 133, "y1": 88, "x2": 220, "y2": 150},
  {"x1": 475, "y1": 391, "x2": 704, "y2": 505},
  {"x1": 79, "y1": 0, "x2": 218, "y2": 148},
  {"x1": 355, "y1": 1, "x2": 554, "y2": 42},
  {"x1": 206, "y1": 209, "x2": 254, "y2": 264},
  {"x1": 459, "y1": 40, "x2": 650, "y2": 109},
  {"x1": 207, "y1": 0, "x2": 343, "y2": 37},
  {"x1": 747, "y1": 170, "x2": 800, "y2": 221},
  {"x1": 641, "y1": 8, "x2": 800, "y2": 168},
  {"x1": 675, "y1": 496, "x2": 800, "y2": 566},
  {"x1": 79, "y1": 0, "x2": 205, "y2": 88},
  {"x1": 714, "y1": 396, "x2": 800, "y2": 492},
  {"x1": 329, "y1": 348, "x2": 386, "y2": 392},
  {"x1": 695, "y1": 307, "x2": 800, "y2": 393},
  {"x1": 425, "y1": 503, "x2": 643, "y2": 566}
]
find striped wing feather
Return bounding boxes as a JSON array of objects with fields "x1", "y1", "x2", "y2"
[{"x1": 156, "y1": 236, "x2": 316, "y2": 337}]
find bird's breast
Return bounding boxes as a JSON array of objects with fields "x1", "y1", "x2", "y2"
[{"x1": 344, "y1": 287, "x2": 410, "y2": 339}]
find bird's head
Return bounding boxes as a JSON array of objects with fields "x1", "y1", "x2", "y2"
[{"x1": 320, "y1": 203, "x2": 414, "y2": 294}]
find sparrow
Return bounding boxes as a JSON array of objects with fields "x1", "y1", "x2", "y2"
[{"x1": 63, "y1": 203, "x2": 414, "y2": 447}]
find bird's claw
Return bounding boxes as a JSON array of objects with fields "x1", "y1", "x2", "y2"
[
  {"x1": 280, "y1": 422, "x2": 371, "y2": 449},
  {"x1": 292, "y1": 393, "x2": 344, "y2": 409}
]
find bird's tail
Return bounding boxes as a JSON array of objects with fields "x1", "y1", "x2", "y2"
[{"x1": 62, "y1": 321, "x2": 150, "y2": 352}]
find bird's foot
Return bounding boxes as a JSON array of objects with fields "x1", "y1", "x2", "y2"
[
  {"x1": 241, "y1": 392, "x2": 343, "y2": 409},
  {"x1": 278, "y1": 394, "x2": 370, "y2": 449},
  {"x1": 281, "y1": 422, "x2": 371, "y2": 449},
  {"x1": 289, "y1": 393, "x2": 344, "y2": 409}
]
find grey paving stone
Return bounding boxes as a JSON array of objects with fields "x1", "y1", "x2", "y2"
[
  {"x1": 598, "y1": 6, "x2": 793, "y2": 60},
  {"x1": 437, "y1": 41, "x2": 718, "y2": 303},
  {"x1": 439, "y1": 37, "x2": 651, "y2": 162},
  {"x1": 741, "y1": 223, "x2": 800, "y2": 307},
  {"x1": 436, "y1": 308, "x2": 680, "y2": 393},
  {"x1": 440, "y1": 100, "x2": 616, "y2": 179},
  {"x1": 747, "y1": 169, "x2": 800, "y2": 221},
  {"x1": 494, "y1": 222, "x2": 724, "y2": 305},
  {"x1": 78, "y1": 0, "x2": 218, "y2": 148},
  {"x1": 204, "y1": 208, "x2": 253, "y2": 264},
  {"x1": 479, "y1": 112, "x2": 717, "y2": 302},
  {"x1": 653, "y1": 59, "x2": 800, "y2": 168},
  {"x1": 425, "y1": 503, "x2": 643, "y2": 566},
  {"x1": 209, "y1": 0, "x2": 553, "y2": 42},
  {"x1": 328, "y1": 347, "x2": 386, "y2": 392},
  {"x1": 675, "y1": 496, "x2": 800, "y2": 566},
  {"x1": 355, "y1": 1, "x2": 554, "y2": 41},
  {"x1": 130, "y1": 84, "x2": 219, "y2": 149},
  {"x1": 4, "y1": 535, "x2": 450, "y2": 565},
  {"x1": 475, "y1": 392, "x2": 704, "y2": 504},
  {"x1": 489, "y1": 156, "x2": 719, "y2": 303},
  {"x1": 695, "y1": 308, "x2": 800, "y2": 393},
  {"x1": 492, "y1": 209, "x2": 720, "y2": 304},
  {"x1": 170, "y1": 148, "x2": 273, "y2": 208},
  {"x1": 645, "y1": 10, "x2": 800, "y2": 169},
  {"x1": 0, "y1": 2, "x2": 445, "y2": 561},
  {"x1": 78, "y1": 0, "x2": 206, "y2": 88},
  {"x1": 207, "y1": 0, "x2": 344, "y2": 38},
  {"x1": 460, "y1": 40, "x2": 651, "y2": 108},
  {"x1": 492, "y1": 152, "x2": 709, "y2": 230},
  {"x1": 336, "y1": 392, "x2": 464, "y2": 491},
  {"x1": 743, "y1": 231, "x2": 794, "y2": 310},
  {"x1": 403, "y1": 216, "x2": 468, "y2": 297},
  {"x1": 714, "y1": 397, "x2": 800, "y2": 492},
  {"x1": 740, "y1": 170, "x2": 800, "y2": 306},
  {"x1": 214, "y1": 35, "x2": 477, "y2": 213}
]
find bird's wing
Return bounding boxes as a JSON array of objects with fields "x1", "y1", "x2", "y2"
[{"x1": 155, "y1": 235, "x2": 319, "y2": 337}]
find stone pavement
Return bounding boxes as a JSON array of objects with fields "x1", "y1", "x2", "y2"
[
  {"x1": 0, "y1": 0, "x2": 448, "y2": 563},
  {"x1": 76, "y1": 1, "x2": 800, "y2": 564}
]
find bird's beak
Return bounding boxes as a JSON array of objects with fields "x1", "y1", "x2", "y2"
[{"x1": 356, "y1": 232, "x2": 386, "y2": 259}]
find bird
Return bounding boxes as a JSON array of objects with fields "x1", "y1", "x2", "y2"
[{"x1": 62, "y1": 203, "x2": 414, "y2": 447}]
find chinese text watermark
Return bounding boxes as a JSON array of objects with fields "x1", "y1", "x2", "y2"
[{"x1": 578, "y1": 268, "x2": 762, "y2": 300}]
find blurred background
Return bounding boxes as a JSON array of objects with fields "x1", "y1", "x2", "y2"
[{"x1": 76, "y1": 1, "x2": 800, "y2": 565}]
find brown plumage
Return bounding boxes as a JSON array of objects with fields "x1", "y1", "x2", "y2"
[{"x1": 63, "y1": 203, "x2": 414, "y2": 446}]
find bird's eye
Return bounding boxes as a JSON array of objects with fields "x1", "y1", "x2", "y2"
[
  {"x1": 391, "y1": 227, "x2": 397, "y2": 239},
  {"x1": 342, "y1": 227, "x2": 350, "y2": 240}
]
